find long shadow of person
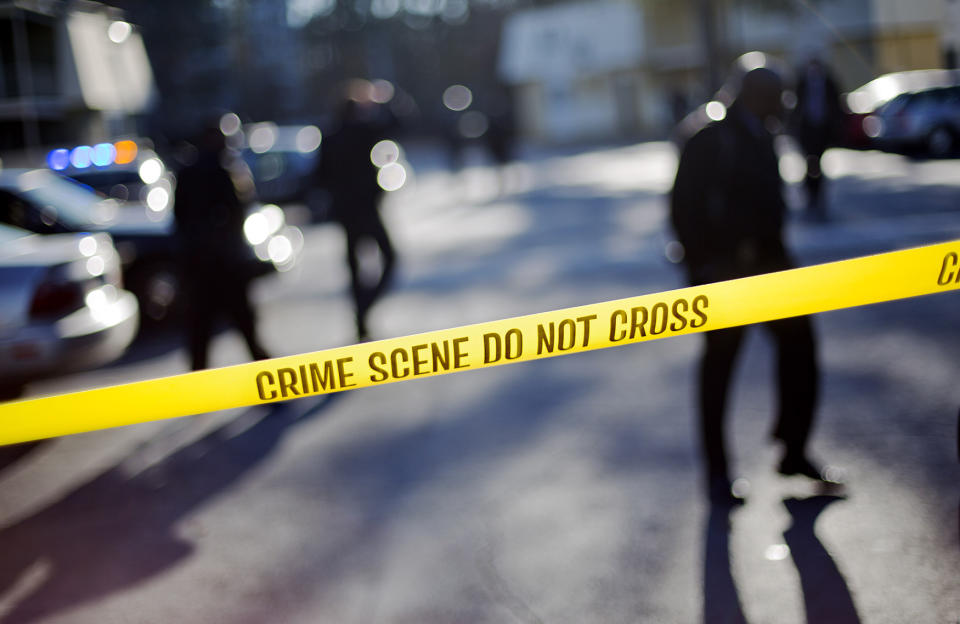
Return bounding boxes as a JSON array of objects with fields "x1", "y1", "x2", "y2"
[
  {"x1": 782, "y1": 495, "x2": 861, "y2": 624},
  {"x1": 703, "y1": 504, "x2": 749, "y2": 624},
  {"x1": 0, "y1": 395, "x2": 337, "y2": 623}
]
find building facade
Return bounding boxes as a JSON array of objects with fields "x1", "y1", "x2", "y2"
[
  {"x1": 498, "y1": 0, "x2": 958, "y2": 143},
  {"x1": 0, "y1": 0, "x2": 155, "y2": 160}
]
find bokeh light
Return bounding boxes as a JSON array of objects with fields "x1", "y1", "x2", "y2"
[
  {"x1": 371, "y1": 0, "x2": 401, "y2": 19},
  {"x1": 78, "y1": 236, "x2": 98, "y2": 257},
  {"x1": 114, "y1": 140, "x2": 138, "y2": 165},
  {"x1": 370, "y1": 140, "x2": 400, "y2": 168},
  {"x1": 249, "y1": 124, "x2": 278, "y2": 154},
  {"x1": 146, "y1": 187, "x2": 170, "y2": 212},
  {"x1": 92, "y1": 143, "x2": 116, "y2": 167},
  {"x1": 86, "y1": 256, "x2": 106, "y2": 277},
  {"x1": 268, "y1": 235, "x2": 293, "y2": 264},
  {"x1": 295, "y1": 125, "x2": 322, "y2": 153},
  {"x1": 107, "y1": 20, "x2": 132, "y2": 44},
  {"x1": 347, "y1": 79, "x2": 375, "y2": 103},
  {"x1": 737, "y1": 51, "x2": 767, "y2": 72},
  {"x1": 458, "y1": 111, "x2": 489, "y2": 138},
  {"x1": 47, "y1": 149, "x2": 70, "y2": 171},
  {"x1": 664, "y1": 241, "x2": 685, "y2": 264},
  {"x1": 138, "y1": 158, "x2": 163, "y2": 184},
  {"x1": 443, "y1": 84, "x2": 473, "y2": 111},
  {"x1": 219, "y1": 112, "x2": 242, "y2": 136},
  {"x1": 261, "y1": 204, "x2": 285, "y2": 233},
  {"x1": 377, "y1": 162, "x2": 407, "y2": 191},
  {"x1": 778, "y1": 151, "x2": 806, "y2": 184},
  {"x1": 705, "y1": 101, "x2": 727, "y2": 122},
  {"x1": 244, "y1": 212, "x2": 271, "y2": 245},
  {"x1": 70, "y1": 146, "x2": 93, "y2": 169},
  {"x1": 371, "y1": 79, "x2": 396, "y2": 104}
]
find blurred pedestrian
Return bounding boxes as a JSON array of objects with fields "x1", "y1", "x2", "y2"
[
  {"x1": 484, "y1": 85, "x2": 517, "y2": 168},
  {"x1": 793, "y1": 57, "x2": 844, "y2": 221},
  {"x1": 670, "y1": 64, "x2": 835, "y2": 506},
  {"x1": 314, "y1": 86, "x2": 398, "y2": 341},
  {"x1": 174, "y1": 123, "x2": 269, "y2": 370},
  {"x1": 670, "y1": 88, "x2": 690, "y2": 127}
]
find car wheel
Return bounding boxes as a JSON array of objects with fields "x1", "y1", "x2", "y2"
[{"x1": 926, "y1": 126, "x2": 955, "y2": 157}]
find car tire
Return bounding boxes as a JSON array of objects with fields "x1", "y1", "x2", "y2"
[{"x1": 926, "y1": 126, "x2": 955, "y2": 158}]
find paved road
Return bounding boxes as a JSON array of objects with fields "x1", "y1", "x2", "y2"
[{"x1": 1, "y1": 143, "x2": 958, "y2": 623}]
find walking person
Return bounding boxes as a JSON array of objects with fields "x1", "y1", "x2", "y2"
[
  {"x1": 314, "y1": 88, "x2": 398, "y2": 342},
  {"x1": 174, "y1": 123, "x2": 270, "y2": 370},
  {"x1": 794, "y1": 57, "x2": 844, "y2": 221},
  {"x1": 670, "y1": 64, "x2": 837, "y2": 506}
]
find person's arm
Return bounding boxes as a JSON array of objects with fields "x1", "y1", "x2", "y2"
[{"x1": 670, "y1": 126, "x2": 724, "y2": 274}]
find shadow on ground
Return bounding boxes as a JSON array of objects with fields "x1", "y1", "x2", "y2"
[
  {"x1": 703, "y1": 495, "x2": 861, "y2": 624},
  {"x1": 0, "y1": 395, "x2": 338, "y2": 624}
]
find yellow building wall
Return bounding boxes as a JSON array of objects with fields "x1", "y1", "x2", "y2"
[{"x1": 872, "y1": 29, "x2": 943, "y2": 73}]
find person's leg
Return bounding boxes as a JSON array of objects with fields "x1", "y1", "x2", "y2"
[
  {"x1": 700, "y1": 327, "x2": 746, "y2": 484},
  {"x1": 366, "y1": 215, "x2": 396, "y2": 311},
  {"x1": 343, "y1": 226, "x2": 369, "y2": 340},
  {"x1": 187, "y1": 279, "x2": 214, "y2": 371},
  {"x1": 228, "y1": 277, "x2": 269, "y2": 361},
  {"x1": 803, "y1": 136, "x2": 828, "y2": 221},
  {"x1": 767, "y1": 315, "x2": 821, "y2": 474}
]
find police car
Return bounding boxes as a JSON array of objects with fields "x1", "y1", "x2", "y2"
[
  {"x1": 46, "y1": 139, "x2": 174, "y2": 221},
  {"x1": 1, "y1": 155, "x2": 302, "y2": 325}
]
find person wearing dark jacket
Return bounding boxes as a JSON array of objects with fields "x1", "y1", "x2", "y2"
[
  {"x1": 314, "y1": 95, "x2": 397, "y2": 341},
  {"x1": 174, "y1": 125, "x2": 269, "y2": 370},
  {"x1": 671, "y1": 66, "x2": 834, "y2": 505}
]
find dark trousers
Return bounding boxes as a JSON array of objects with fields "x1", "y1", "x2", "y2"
[
  {"x1": 699, "y1": 315, "x2": 818, "y2": 479},
  {"x1": 344, "y1": 217, "x2": 396, "y2": 337},
  {"x1": 800, "y1": 126, "x2": 831, "y2": 218},
  {"x1": 186, "y1": 271, "x2": 267, "y2": 371}
]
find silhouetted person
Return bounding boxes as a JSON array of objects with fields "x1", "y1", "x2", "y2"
[
  {"x1": 484, "y1": 85, "x2": 517, "y2": 167},
  {"x1": 794, "y1": 58, "x2": 844, "y2": 221},
  {"x1": 670, "y1": 89, "x2": 691, "y2": 127},
  {"x1": 315, "y1": 94, "x2": 397, "y2": 341},
  {"x1": 671, "y1": 64, "x2": 833, "y2": 506},
  {"x1": 174, "y1": 124, "x2": 269, "y2": 370}
]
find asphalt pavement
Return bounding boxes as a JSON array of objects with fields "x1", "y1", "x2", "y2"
[{"x1": 0, "y1": 141, "x2": 958, "y2": 623}]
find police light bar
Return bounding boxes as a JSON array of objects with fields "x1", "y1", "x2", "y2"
[{"x1": 47, "y1": 140, "x2": 139, "y2": 171}]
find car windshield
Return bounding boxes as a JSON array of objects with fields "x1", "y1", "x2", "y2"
[
  {"x1": 879, "y1": 93, "x2": 912, "y2": 115},
  {"x1": 15, "y1": 170, "x2": 113, "y2": 227},
  {"x1": 69, "y1": 169, "x2": 143, "y2": 191}
]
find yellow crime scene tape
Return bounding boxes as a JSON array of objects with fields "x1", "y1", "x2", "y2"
[{"x1": 2, "y1": 239, "x2": 959, "y2": 446}]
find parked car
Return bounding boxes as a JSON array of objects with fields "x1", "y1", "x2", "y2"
[
  {"x1": 863, "y1": 85, "x2": 960, "y2": 157},
  {"x1": 0, "y1": 223, "x2": 139, "y2": 398},
  {"x1": 47, "y1": 139, "x2": 175, "y2": 220},
  {"x1": 0, "y1": 168, "x2": 302, "y2": 324},
  {"x1": 239, "y1": 122, "x2": 326, "y2": 220},
  {"x1": 843, "y1": 69, "x2": 960, "y2": 154}
]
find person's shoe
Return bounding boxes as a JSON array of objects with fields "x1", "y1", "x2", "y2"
[
  {"x1": 709, "y1": 475, "x2": 747, "y2": 507},
  {"x1": 778, "y1": 454, "x2": 844, "y2": 485}
]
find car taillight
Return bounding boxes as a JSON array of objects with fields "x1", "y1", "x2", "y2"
[{"x1": 29, "y1": 280, "x2": 84, "y2": 318}]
